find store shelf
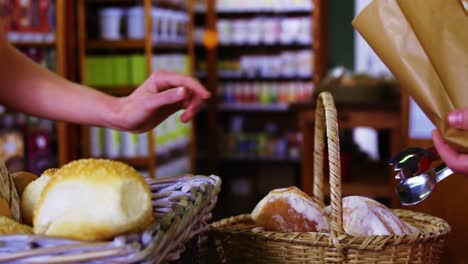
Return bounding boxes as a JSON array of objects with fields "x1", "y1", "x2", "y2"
[
  {"x1": 108, "y1": 157, "x2": 149, "y2": 168},
  {"x1": 219, "y1": 43, "x2": 311, "y2": 48},
  {"x1": 324, "y1": 182, "x2": 393, "y2": 198},
  {"x1": 87, "y1": 40, "x2": 187, "y2": 51},
  {"x1": 86, "y1": 0, "x2": 186, "y2": 8},
  {"x1": 196, "y1": 9, "x2": 313, "y2": 16},
  {"x1": 219, "y1": 103, "x2": 290, "y2": 112},
  {"x1": 197, "y1": 72, "x2": 313, "y2": 81},
  {"x1": 221, "y1": 155, "x2": 301, "y2": 164},
  {"x1": 10, "y1": 41, "x2": 56, "y2": 48},
  {"x1": 87, "y1": 39, "x2": 144, "y2": 49}
]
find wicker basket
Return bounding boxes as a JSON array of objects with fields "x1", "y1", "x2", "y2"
[
  {"x1": 0, "y1": 174, "x2": 221, "y2": 264},
  {"x1": 209, "y1": 92, "x2": 450, "y2": 264}
]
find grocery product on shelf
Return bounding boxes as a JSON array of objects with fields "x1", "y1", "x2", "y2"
[
  {"x1": 197, "y1": 50, "x2": 313, "y2": 79},
  {"x1": 97, "y1": 5, "x2": 189, "y2": 44},
  {"x1": 89, "y1": 111, "x2": 191, "y2": 160},
  {"x1": 219, "y1": 82, "x2": 314, "y2": 108},
  {"x1": 1, "y1": 0, "x2": 55, "y2": 43},
  {"x1": 217, "y1": 17, "x2": 312, "y2": 45},
  {"x1": 223, "y1": 117, "x2": 302, "y2": 161}
]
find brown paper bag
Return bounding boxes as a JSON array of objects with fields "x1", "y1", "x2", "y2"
[{"x1": 353, "y1": 0, "x2": 468, "y2": 151}]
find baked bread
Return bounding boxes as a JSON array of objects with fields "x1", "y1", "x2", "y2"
[
  {"x1": 0, "y1": 216, "x2": 33, "y2": 235},
  {"x1": 11, "y1": 171, "x2": 39, "y2": 196},
  {"x1": 251, "y1": 186, "x2": 329, "y2": 232},
  {"x1": 20, "y1": 168, "x2": 57, "y2": 226},
  {"x1": 340, "y1": 196, "x2": 414, "y2": 236},
  {"x1": 34, "y1": 159, "x2": 155, "y2": 241},
  {"x1": 0, "y1": 197, "x2": 12, "y2": 218},
  {"x1": 0, "y1": 160, "x2": 21, "y2": 222}
]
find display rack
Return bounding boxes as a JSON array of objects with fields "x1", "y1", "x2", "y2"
[
  {"x1": 1, "y1": 0, "x2": 70, "y2": 171},
  {"x1": 193, "y1": 0, "x2": 326, "y2": 217},
  {"x1": 195, "y1": 0, "x2": 326, "y2": 171},
  {"x1": 77, "y1": 0, "x2": 196, "y2": 178}
]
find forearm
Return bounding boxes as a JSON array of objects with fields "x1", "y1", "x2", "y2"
[{"x1": 0, "y1": 42, "x2": 121, "y2": 128}]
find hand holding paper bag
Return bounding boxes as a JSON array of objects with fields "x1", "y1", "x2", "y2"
[
  {"x1": 433, "y1": 109, "x2": 468, "y2": 174},
  {"x1": 353, "y1": 0, "x2": 468, "y2": 152}
]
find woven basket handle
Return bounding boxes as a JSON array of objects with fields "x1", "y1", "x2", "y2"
[{"x1": 313, "y1": 92, "x2": 345, "y2": 236}]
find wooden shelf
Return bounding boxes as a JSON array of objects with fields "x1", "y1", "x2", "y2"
[
  {"x1": 214, "y1": 9, "x2": 313, "y2": 16},
  {"x1": 214, "y1": 43, "x2": 312, "y2": 50},
  {"x1": 87, "y1": 39, "x2": 145, "y2": 50},
  {"x1": 197, "y1": 72, "x2": 313, "y2": 82},
  {"x1": 219, "y1": 103, "x2": 290, "y2": 112},
  {"x1": 86, "y1": 0, "x2": 186, "y2": 8},
  {"x1": 86, "y1": 40, "x2": 187, "y2": 51},
  {"x1": 10, "y1": 41, "x2": 56, "y2": 48},
  {"x1": 221, "y1": 155, "x2": 301, "y2": 164},
  {"x1": 324, "y1": 182, "x2": 393, "y2": 198}
]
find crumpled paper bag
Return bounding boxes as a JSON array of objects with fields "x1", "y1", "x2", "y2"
[{"x1": 353, "y1": 0, "x2": 468, "y2": 151}]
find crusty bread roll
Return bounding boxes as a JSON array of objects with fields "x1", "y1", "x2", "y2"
[
  {"x1": 34, "y1": 159, "x2": 155, "y2": 241},
  {"x1": 0, "y1": 160, "x2": 21, "y2": 222},
  {"x1": 0, "y1": 216, "x2": 33, "y2": 235},
  {"x1": 0, "y1": 197, "x2": 12, "y2": 218},
  {"x1": 251, "y1": 186, "x2": 329, "y2": 232},
  {"x1": 11, "y1": 171, "x2": 39, "y2": 196},
  {"x1": 20, "y1": 168, "x2": 57, "y2": 226},
  {"x1": 341, "y1": 196, "x2": 414, "y2": 236}
]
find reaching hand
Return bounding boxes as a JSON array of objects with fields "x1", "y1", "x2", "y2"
[
  {"x1": 432, "y1": 108, "x2": 468, "y2": 174},
  {"x1": 114, "y1": 71, "x2": 210, "y2": 133}
]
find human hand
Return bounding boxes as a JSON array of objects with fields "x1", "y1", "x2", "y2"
[
  {"x1": 432, "y1": 108, "x2": 468, "y2": 174},
  {"x1": 114, "y1": 71, "x2": 210, "y2": 133}
]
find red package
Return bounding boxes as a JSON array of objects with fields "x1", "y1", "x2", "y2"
[
  {"x1": 15, "y1": 0, "x2": 32, "y2": 33},
  {"x1": 0, "y1": 0, "x2": 12, "y2": 31}
]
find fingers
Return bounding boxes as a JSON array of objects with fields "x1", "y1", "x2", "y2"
[
  {"x1": 142, "y1": 86, "x2": 187, "y2": 111},
  {"x1": 152, "y1": 71, "x2": 210, "y2": 99},
  {"x1": 432, "y1": 130, "x2": 468, "y2": 174},
  {"x1": 142, "y1": 86, "x2": 203, "y2": 123},
  {"x1": 448, "y1": 108, "x2": 468, "y2": 130},
  {"x1": 181, "y1": 97, "x2": 202, "y2": 123}
]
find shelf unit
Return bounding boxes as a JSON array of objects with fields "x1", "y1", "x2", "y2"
[
  {"x1": 2, "y1": 0, "x2": 71, "y2": 169},
  {"x1": 196, "y1": 0, "x2": 327, "y2": 175},
  {"x1": 77, "y1": 0, "x2": 196, "y2": 178},
  {"x1": 192, "y1": 0, "x2": 326, "y2": 218}
]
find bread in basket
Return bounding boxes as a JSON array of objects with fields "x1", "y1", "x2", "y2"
[{"x1": 209, "y1": 92, "x2": 450, "y2": 263}]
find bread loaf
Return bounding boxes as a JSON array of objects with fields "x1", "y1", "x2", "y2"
[
  {"x1": 11, "y1": 171, "x2": 39, "y2": 196},
  {"x1": 0, "y1": 197, "x2": 12, "y2": 218},
  {"x1": 251, "y1": 186, "x2": 329, "y2": 232},
  {"x1": 0, "y1": 161, "x2": 21, "y2": 222},
  {"x1": 34, "y1": 159, "x2": 155, "y2": 241},
  {"x1": 340, "y1": 196, "x2": 414, "y2": 236},
  {"x1": 21, "y1": 168, "x2": 57, "y2": 226}
]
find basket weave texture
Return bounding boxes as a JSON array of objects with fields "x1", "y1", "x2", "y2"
[
  {"x1": 210, "y1": 92, "x2": 450, "y2": 264},
  {"x1": 0, "y1": 174, "x2": 221, "y2": 264}
]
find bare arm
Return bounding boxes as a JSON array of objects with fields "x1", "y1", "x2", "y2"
[{"x1": 0, "y1": 24, "x2": 210, "y2": 132}]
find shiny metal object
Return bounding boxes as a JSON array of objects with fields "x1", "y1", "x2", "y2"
[
  {"x1": 395, "y1": 163, "x2": 453, "y2": 205},
  {"x1": 390, "y1": 147, "x2": 453, "y2": 205}
]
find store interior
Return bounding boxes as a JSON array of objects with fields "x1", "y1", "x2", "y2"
[{"x1": 0, "y1": 0, "x2": 467, "y2": 262}]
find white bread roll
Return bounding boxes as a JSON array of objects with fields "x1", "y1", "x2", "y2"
[
  {"x1": 34, "y1": 159, "x2": 155, "y2": 241},
  {"x1": 251, "y1": 186, "x2": 329, "y2": 232},
  {"x1": 20, "y1": 169, "x2": 57, "y2": 226},
  {"x1": 341, "y1": 196, "x2": 413, "y2": 236}
]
